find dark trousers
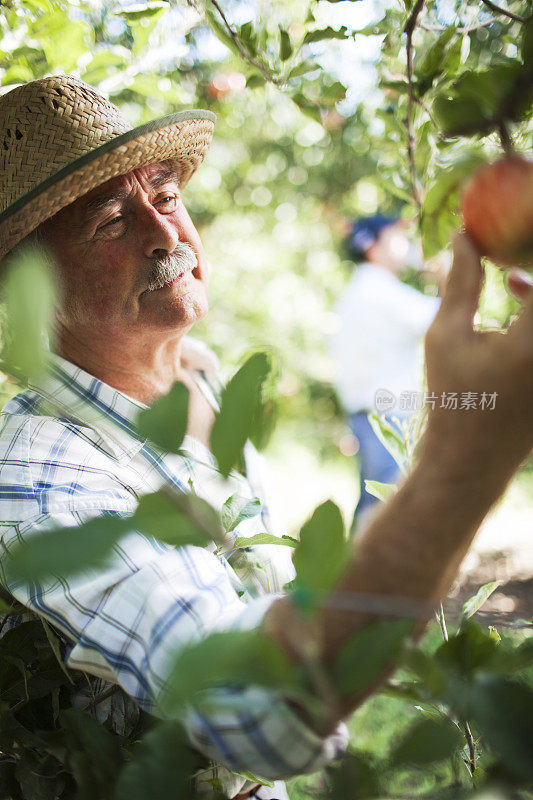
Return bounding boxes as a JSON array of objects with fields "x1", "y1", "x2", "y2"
[{"x1": 349, "y1": 411, "x2": 403, "y2": 532}]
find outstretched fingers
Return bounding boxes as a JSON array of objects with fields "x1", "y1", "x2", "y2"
[{"x1": 436, "y1": 232, "x2": 483, "y2": 332}]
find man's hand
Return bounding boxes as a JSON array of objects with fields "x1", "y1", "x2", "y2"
[
  {"x1": 424, "y1": 233, "x2": 533, "y2": 481},
  {"x1": 266, "y1": 233, "x2": 533, "y2": 730}
]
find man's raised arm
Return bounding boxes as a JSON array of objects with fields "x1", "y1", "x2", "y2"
[{"x1": 265, "y1": 232, "x2": 533, "y2": 724}]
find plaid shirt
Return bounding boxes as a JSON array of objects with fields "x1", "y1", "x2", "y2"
[{"x1": 0, "y1": 343, "x2": 347, "y2": 797}]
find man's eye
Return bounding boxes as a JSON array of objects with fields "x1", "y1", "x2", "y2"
[
  {"x1": 157, "y1": 195, "x2": 178, "y2": 210},
  {"x1": 102, "y1": 216, "x2": 123, "y2": 229}
]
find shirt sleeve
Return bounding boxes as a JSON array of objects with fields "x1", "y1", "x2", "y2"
[
  {"x1": 386, "y1": 281, "x2": 440, "y2": 338},
  {"x1": 0, "y1": 414, "x2": 347, "y2": 783}
]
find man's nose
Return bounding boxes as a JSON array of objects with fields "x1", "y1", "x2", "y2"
[{"x1": 138, "y1": 204, "x2": 180, "y2": 258}]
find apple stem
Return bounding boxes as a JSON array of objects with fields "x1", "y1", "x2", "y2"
[{"x1": 498, "y1": 122, "x2": 515, "y2": 155}]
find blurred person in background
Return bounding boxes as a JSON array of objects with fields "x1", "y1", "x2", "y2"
[{"x1": 330, "y1": 215, "x2": 441, "y2": 532}]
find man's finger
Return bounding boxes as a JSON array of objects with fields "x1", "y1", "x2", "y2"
[
  {"x1": 507, "y1": 272, "x2": 533, "y2": 346},
  {"x1": 506, "y1": 268, "x2": 533, "y2": 303},
  {"x1": 438, "y1": 232, "x2": 483, "y2": 327}
]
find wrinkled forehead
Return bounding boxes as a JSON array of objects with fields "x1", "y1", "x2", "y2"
[{"x1": 45, "y1": 159, "x2": 181, "y2": 231}]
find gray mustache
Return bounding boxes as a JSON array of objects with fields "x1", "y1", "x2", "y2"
[{"x1": 146, "y1": 242, "x2": 198, "y2": 291}]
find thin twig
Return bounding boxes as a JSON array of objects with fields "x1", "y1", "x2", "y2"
[
  {"x1": 208, "y1": 0, "x2": 283, "y2": 86},
  {"x1": 420, "y1": 19, "x2": 497, "y2": 31},
  {"x1": 464, "y1": 720, "x2": 477, "y2": 774},
  {"x1": 404, "y1": 0, "x2": 425, "y2": 209},
  {"x1": 479, "y1": 0, "x2": 528, "y2": 23},
  {"x1": 436, "y1": 603, "x2": 449, "y2": 641},
  {"x1": 80, "y1": 684, "x2": 120, "y2": 712},
  {"x1": 497, "y1": 120, "x2": 516, "y2": 154},
  {"x1": 436, "y1": 603, "x2": 477, "y2": 778}
]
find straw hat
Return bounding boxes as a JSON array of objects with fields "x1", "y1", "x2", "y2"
[{"x1": 0, "y1": 74, "x2": 216, "y2": 261}]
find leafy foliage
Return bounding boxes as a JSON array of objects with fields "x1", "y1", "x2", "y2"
[{"x1": 0, "y1": 0, "x2": 532, "y2": 799}]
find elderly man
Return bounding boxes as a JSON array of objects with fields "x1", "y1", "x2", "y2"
[{"x1": 1, "y1": 75, "x2": 533, "y2": 799}]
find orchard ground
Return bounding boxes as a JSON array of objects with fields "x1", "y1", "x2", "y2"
[{"x1": 266, "y1": 423, "x2": 533, "y2": 619}]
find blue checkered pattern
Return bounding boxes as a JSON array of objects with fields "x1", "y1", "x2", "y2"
[{"x1": 0, "y1": 347, "x2": 347, "y2": 796}]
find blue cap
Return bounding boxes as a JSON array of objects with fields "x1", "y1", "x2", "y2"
[{"x1": 349, "y1": 214, "x2": 399, "y2": 259}]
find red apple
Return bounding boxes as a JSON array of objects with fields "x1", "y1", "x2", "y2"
[{"x1": 461, "y1": 155, "x2": 533, "y2": 269}]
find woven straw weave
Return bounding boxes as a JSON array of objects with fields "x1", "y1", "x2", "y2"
[{"x1": 0, "y1": 75, "x2": 215, "y2": 261}]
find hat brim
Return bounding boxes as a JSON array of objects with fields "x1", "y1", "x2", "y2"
[{"x1": 0, "y1": 109, "x2": 216, "y2": 261}]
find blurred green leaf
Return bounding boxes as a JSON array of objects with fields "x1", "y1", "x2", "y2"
[
  {"x1": 461, "y1": 580, "x2": 503, "y2": 621},
  {"x1": 210, "y1": 352, "x2": 272, "y2": 477},
  {"x1": 468, "y1": 675, "x2": 533, "y2": 779},
  {"x1": 41, "y1": 620, "x2": 74, "y2": 685},
  {"x1": 420, "y1": 149, "x2": 486, "y2": 258},
  {"x1": 288, "y1": 61, "x2": 321, "y2": 77},
  {"x1": 324, "y1": 750, "x2": 381, "y2": 800},
  {"x1": 221, "y1": 493, "x2": 261, "y2": 532},
  {"x1": 435, "y1": 620, "x2": 500, "y2": 678},
  {"x1": 133, "y1": 489, "x2": 224, "y2": 546},
  {"x1": 205, "y1": 8, "x2": 241, "y2": 57},
  {"x1": 233, "y1": 532, "x2": 298, "y2": 548},
  {"x1": 160, "y1": 630, "x2": 299, "y2": 715},
  {"x1": 136, "y1": 382, "x2": 189, "y2": 453},
  {"x1": 390, "y1": 717, "x2": 464, "y2": 766},
  {"x1": 114, "y1": 721, "x2": 202, "y2": 800},
  {"x1": 415, "y1": 26, "x2": 457, "y2": 96},
  {"x1": 368, "y1": 413, "x2": 406, "y2": 471},
  {"x1": 334, "y1": 619, "x2": 413, "y2": 698},
  {"x1": 114, "y1": 2, "x2": 169, "y2": 21},
  {"x1": 364, "y1": 480, "x2": 397, "y2": 503},
  {"x1": 292, "y1": 500, "x2": 348, "y2": 595},
  {"x1": 303, "y1": 26, "x2": 349, "y2": 45},
  {"x1": 60, "y1": 708, "x2": 122, "y2": 796},
  {"x1": 246, "y1": 72, "x2": 266, "y2": 88},
  {"x1": 1, "y1": 248, "x2": 56, "y2": 382},
  {"x1": 279, "y1": 27, "x2": 292, "y2": 61},
  {"x1": 5, "y1": 515, "x2": 129, "y2": 582}
]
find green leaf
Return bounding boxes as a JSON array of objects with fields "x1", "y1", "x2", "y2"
[
  {"x1": 136, "y1": 382, "x2": 189, "y2": 453},
  {"x1": 364, "y1": 480, "x2": 397, "y2": 503},
  {"x1": 288, "y1": 61, "x2": 321, "y2": 78},
  {"x1": 60, "y1": 708, "x2": 122, "y2": 795},
  {"x1": 292, "y1": 500, "x2": 348, "y2": 596},
  {"x1": 303, "y1": 26, "x2": 349, "y2": 45},
  {"x1": 5, "y1": 515, "x2": 129, "y2": 582},
  {"x1": 42, "y1": 17, "x2": 91, "y2": 72},
  {"x1": 390, "y1": 717, "x2": 464, "y2": 766},
  {"x1": 415, "y1": 26, "x2": 457, "y2": 96},
  {"x1": 41, "y1": 620, "x2": 74, "y2": 685},
  {"x1": 420, "y1": 149, "x2": 486, "y2": 258},
  {"x1": 239, "y1": 20, "x2": 257, "y2": 56},
  {"x1": 401, "y1": 645, "x2": 447, "y2": 697},
  {"x1": 461, "y1": 580, "x2": 503, "y2": 621},
  {"x1": 368, "y1": 413, "x2": 406, "y2": 471},
  {"x1": 221, "y1": 493, "x2": 261, "y2": 532},
  {"x1": 114, "y1": 722, "x2": 202, "y2": 800},
  {"x1": 132, "y1": 489, "x2": 224, "y2": 547},
  {"x1": 160, "y1": 630, "x2": 299, "y2": 715},
  {"x1": 246, "y1": 73, "x2": 266, "y2": 88},
  {"x1": 210, "y1": 352, "x2": 272, "y2": 477},
  {"x1": 324, "y1": 750, "x2": 381, "y2": 800},
  {"x1": 468, "y1": 675, "x2": 533, "y2": 779},
  {"x1": 1, "y1": 248, "x2": 56, "y2": 382},
  {"x1": 523, "y1": 16, "x2": 533, "y2": 67},
  {"x1": 114, "y1": 2, "x2": 169, "y2": 20},
  {"x1": 233, "y1": 532, "x2": 299, "y2": 548},
  {"x1": 334, "y1": 619, "x2": 413, "y2": 697},
  {"x1": 205, "y1": 8, "x2": 241, "y2": 57},
  {"x1": 435, "y1": 620, "x2": 499, "y2": 678},
  {"x1": 279, "y1": 27, "x2": 292, "y2": 61}
]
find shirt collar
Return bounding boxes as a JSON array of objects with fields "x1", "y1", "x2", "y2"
[{"x1": 28, "y1": 353, "x2": 149, "y2": 462}]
